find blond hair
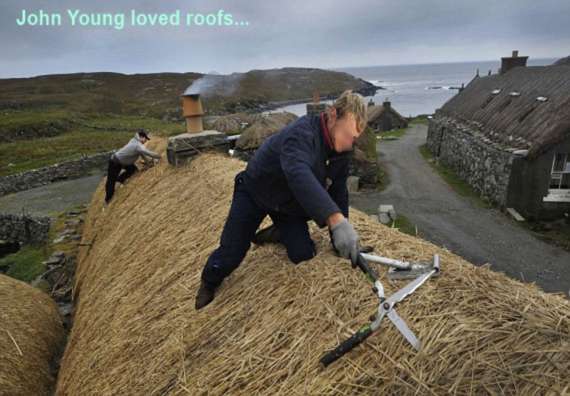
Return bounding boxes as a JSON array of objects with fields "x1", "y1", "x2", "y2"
[{"x1": 328, "y1": 90, "x2": 368, "y2": 133}]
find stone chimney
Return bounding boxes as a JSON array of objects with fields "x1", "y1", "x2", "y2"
[
  {"x1": 306, "y1": 90, "x2": 327, "y2": 116},
  {"x1": 167, "y1": 92, "x2": 229, "y2": 166},
  {"x1": 382, "y1": 98, "x2": 391, "y2": 110},
  {"x1": 500, "y1": 50, "x2": 528, "y2": 75},
  {"x1": 181, "y1": 93, "x2": 204, "y2": 133}
]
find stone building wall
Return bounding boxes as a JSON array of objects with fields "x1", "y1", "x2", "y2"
[{"x1": 426, "y1": 116, "x2": 516, "y2": 206}]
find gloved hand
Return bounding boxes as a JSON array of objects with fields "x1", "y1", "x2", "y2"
[{"x1": 330, "y1": 218, "x2": 360, "y2": 265}]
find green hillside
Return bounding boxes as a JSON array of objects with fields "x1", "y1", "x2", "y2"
[
  {"x1": 0, "y1": 67, "x2": 378, "y2": 176},
  {"x1": 0, "y1": 68, "x2": 377, "y2": 119}
]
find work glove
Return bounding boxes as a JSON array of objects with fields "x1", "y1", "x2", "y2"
[{"x1": 330, "y1": 218, "x2": 360, "y2": 266}]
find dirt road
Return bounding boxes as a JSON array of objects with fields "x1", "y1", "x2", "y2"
[{"x1": 351, "y1": 124, "x2": 570, "y2": 295}]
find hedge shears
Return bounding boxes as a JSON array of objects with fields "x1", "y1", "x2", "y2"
[{"x1": 320, "y1": 253, "x2": 440, "y2": 367}]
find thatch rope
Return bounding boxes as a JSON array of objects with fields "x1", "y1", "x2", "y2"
[
  {"x1": 0, "y1": 275, "x2": 64, "y2": 395},
  {"x1": 56, "y1": 138, "x2": 570, "y2": 395}
]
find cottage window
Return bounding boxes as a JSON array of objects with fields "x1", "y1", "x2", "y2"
[{"x1": 544, "y1": 153, "x2": 570, "y2": 202}]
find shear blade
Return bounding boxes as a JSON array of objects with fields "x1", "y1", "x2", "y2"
[
  {"x1": 387, "y1": 271, "x2": 434, "y2": 305},
  {"x1": 388, "y1": 265, "x2": 439, "y2": 280},
  {"x1": 387, "y1": 309, "x2": 421, "y2": 351}
]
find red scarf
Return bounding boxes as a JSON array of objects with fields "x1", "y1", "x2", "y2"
[{"x1": 320, "y1": 112, "x2": 333, "y2": 150}]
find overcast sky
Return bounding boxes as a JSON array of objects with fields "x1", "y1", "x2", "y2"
[{"x1": 1, "y1": 0, "x2": 568, "y2": 78}]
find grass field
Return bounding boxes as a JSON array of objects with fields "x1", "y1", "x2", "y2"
[
  {"x1": 0, "y1": 245, "x2": 48, "y2": 282},
  {"x1": 0, "y1": 68, "x2": 377, "y2": 177},
  {"x1": 378, "y1": 127, "x2": 407, "y2": 139},
  {"x1": 0, "y1": 111, "x2": 185, "y2": 176},
  {"x1": 0, "y1": 207, "x2": 85, "y2": 283}
]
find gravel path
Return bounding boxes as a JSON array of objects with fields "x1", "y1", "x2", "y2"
[
  {"x1": 350, "y1": 124, "x2": 570, "y2": 295},
  {"x1": 0, "y1": 172, "x2": 104, "y2": 218}
]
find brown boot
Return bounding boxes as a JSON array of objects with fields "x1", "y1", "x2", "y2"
[{"x1": 195, "y1": 281, "x2": 216, "y2": 310}]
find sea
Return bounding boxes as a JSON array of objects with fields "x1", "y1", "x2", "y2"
[{"x1": 268, "y1": 58, "x2": 558, "y2": 117}]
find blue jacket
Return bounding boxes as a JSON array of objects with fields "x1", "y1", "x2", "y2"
[{"x1": 243, "y1": 113, "x2": 351, "y2": 227}]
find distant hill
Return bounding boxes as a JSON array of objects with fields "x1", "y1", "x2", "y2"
[
  {"x1": 0, "y1": 68, "x2": 378, "y2": 118},
  {"x1": 0, "y1": 67, "x2": 379, "y2": 176}
]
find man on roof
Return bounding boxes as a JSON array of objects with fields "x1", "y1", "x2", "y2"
[
  {"x1": 196, "y1": 90, "x2": 368, "y2": 309},
  {"x1": 104, "y1": 129, "x2": 162, "y2": 205}
]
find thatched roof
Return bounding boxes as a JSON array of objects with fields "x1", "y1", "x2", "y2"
[
  {"x1": 235, "y1": 111, "x2": 297, "y2": 150},
  {"x1": 0, "y1": 275, "x2": 64, "y2": 395},
  {"x1": 56, "y1": 138, "x2": 570, "y2": 395},
  {"x1": 367, "y1": 104, "x2": 407, "y2": 125},
  {"x1": 205, "y1": 112, "x2": 255, "y2": 134},
  {"x1": 437, "y1": 64, "x2": 570, "y2": 158},
  {"x1": 553, "y1": 56, "x2": 570, "y2": 66}
]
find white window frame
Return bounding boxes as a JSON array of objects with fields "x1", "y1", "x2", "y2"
[{"x1": 543, "y1": 152, "x2": 570, "y2": 202}]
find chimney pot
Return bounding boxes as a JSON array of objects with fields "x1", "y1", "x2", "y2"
[
  {"x1": 312, "y1": 91, "x2": 320, "y2": 104},
  {"x1": 181, "y1": 93, "x2": 204, "y2": 134}
]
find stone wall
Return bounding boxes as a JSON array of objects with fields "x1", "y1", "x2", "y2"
[
  {"x1": 349, "y1": 149, "x2": 378, "y2": 187},
  {"x1": 306, "y1": 103, "x2": 327, "y2": 117},
  {"x1": 167, "y1": 132, "x2": 229, "y2": 166},
  {"x1": 0, "y1": 213, "x2": 50, "y2": 244},
  {"x1": 0, "y1": 151, "x2": 113, "y2": 197},
  {"x1": 426, "y1": 116, "x2": 515, "y2": 206}
]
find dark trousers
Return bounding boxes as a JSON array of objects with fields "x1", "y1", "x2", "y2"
[
  {"x1": 201, "y1": 171, "x2": 316, "y2": 289},
  {"x1": 105, "y1": 157, "x2": 138, "y2": 203}
]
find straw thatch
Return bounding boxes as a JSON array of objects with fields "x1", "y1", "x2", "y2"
[
  {"x1": 0, "y1": 274, "x2": 64, "y2": 395},
  {"x1": 438, "y1": 64, "x2": 570, "y2": 159},
  {"x1": 235, "y1": 112, "x2": 298, "y2": 150},
  {"x1": 367, "y1": 104, "x2": 408, "y2": 132},
  {"x1": 206, "y1": 112, "x2": 254, "y2": 134},
  {"x1": 56, "y1": 138, "x2": 570, "y2": 395},
  {"x1": 553, "y1": 56, "x2": 570, "y2": 66}
]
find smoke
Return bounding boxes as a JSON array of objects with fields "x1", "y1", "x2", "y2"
[{"x1": 184, "y1": 73, "x2": 244, "y2": 97}]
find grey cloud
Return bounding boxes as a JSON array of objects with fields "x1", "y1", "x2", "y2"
[{"x1": 0, "y1": 0, "x2": 568, "y2": 77}]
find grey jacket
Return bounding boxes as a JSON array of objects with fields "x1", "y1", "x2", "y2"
[{"x1": 114, "y1": 134, "x2": 161, "y2": 166}]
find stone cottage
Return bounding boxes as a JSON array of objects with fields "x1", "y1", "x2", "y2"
[
  {"x1": 426, "y1": 51, "x2": 570, "y2": 220},
  {"x1": 367, "y1": 99, "x2": 408, "y2": 132}
]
